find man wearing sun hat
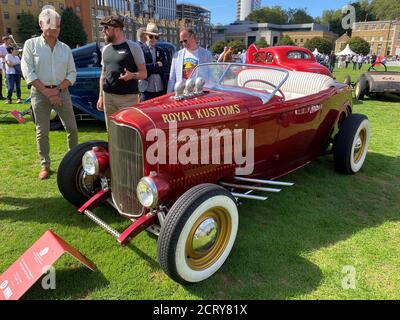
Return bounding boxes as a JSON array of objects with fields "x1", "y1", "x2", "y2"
[
  {"x1": 139, "y1": 23, "x2": 170, "y2": 101},
  {"x1": 97, "y1": 15, "x2": 147, "y2": 129}
]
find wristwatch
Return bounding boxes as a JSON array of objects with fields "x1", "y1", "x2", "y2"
[{"x1": 56, "y1": 85, "x2": 62, "y2": 94}]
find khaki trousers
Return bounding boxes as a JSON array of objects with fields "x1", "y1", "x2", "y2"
[
  {"x1": 103, "y1": 92, "x2": 140, "y2": 130},
  {"x1": 31, "y1": 87, "x2": 78, "y2": 168}
]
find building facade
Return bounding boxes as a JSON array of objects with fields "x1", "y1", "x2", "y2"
[
  {"x1": 352, "y1": 20, "x2": 400, "y2": 56},
  {"x1": 131, "y1": 0, "x2": 176, "y2": 21},
  {"x1": 236, "y1": 0, "x2": 261, "y2": 21},
  {"x1": 0, "y1": 0, "x2": 66, "y2": 43},
  {"x1": 334, "y1": 33, "x2": 351, "y2": 54},
  {"x1": 0, "y1": 0, "x2": 211, "y2": 50},
  {"x1": 282, "y1": 30, "x2": 338, "y2": 48},
  {"x1": 213, "y1": 21, "x2": 337, "y2": 48}
]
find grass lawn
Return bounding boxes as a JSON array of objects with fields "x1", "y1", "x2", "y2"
[{"x1": 0, "y1": 65, "x2": 399, "y2": 300}]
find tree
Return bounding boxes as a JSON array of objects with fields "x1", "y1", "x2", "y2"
[
  {"x1": 347, "y1": 36, "x2": 370, "y2": 55},
  {"x1": 227, "y1": 41, "x2": 246, "y2": 53},
  {"x1": 246, "y1": 6, "x2": 288, "y2": 24},
  {"x1": 16, "y1": 13, "x2": 41, "y2": 42},
  {"x1": 277, "y1": 35, "x2": 295, "y2": 46},
  {"x1": 351, "y1": 0, "x2": 376, "y2": 22},
  {"x1": 211, "y1": 40, "x2": 227, "y2": 55},
  {"x1": 287, "y1": 8, "x2": 314, "y2": 24},
  {"x1": 253, "y1": 38, "x2": 269, "y2": 48},
  {"x1": 371, "y1": 0, "x2": 400, "y2": 20},
  {"x1": 321, "y1": 9, "x2": 346, "y2": 36},
  {"x1": 304, "y1": 37, "x2": 334, "y2": 54},
  {"x1": 59, "y1": 8, "x2": 87, "y2": 48}
]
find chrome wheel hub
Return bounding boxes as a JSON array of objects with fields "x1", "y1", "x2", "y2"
[
  {"x1": 354, "y1": 137, "x2": 363, "y2": 154},
  {"x1": 192, "y1": 218, "x2": 219, "y2": 254}
]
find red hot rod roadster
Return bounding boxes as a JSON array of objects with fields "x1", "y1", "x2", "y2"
[{"x1": 57, "y1": 63, "x2": 370, "y2": 284}]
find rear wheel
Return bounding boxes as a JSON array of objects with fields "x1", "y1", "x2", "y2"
[
  {"x1": 157, "y1": 184, "x2": 239, "y2": 284},
  {"x1": 57, "y1": 140, "x2": 108, "y2": 207},
  {"x1": 333, "y1": 114, "x2": 370, "y2": 174},
  {"x1": 355, "y1": 78, "x2": 368, "y2": 100}
]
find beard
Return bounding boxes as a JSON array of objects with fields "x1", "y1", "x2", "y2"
[{"x1": 104, "y1": 34, "x2": 115, "y2": 44}]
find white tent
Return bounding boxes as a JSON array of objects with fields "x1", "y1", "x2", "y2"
[
  {"x1": 336, "y1": 44, "x2": 356, "y2": 56},
  {"x1": 312, "y1": 48, "x2": 321, "y2": 56}
]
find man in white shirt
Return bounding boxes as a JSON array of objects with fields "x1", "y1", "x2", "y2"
[
  {"x1": 167, "y1": 28, "x2": 213, "y2": 93},
  {"x1": 21, "y1": 6, "x2": 78, "y2": 180},
  {"x1": 0, "y1": 36, "x2": 12, "y2": 100}
]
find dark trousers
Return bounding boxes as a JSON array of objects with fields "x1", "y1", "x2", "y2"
[
  {"x1": 6, "y1": 74, "x2": 21, "y2": 100},
  {"x1": 140, "y1": 90, "x2": 166, "y2": 102},
  {"x1": 0, "y1": 71, "x2": 4, "y2": 98},
  {"x1": 352, "y1": 62, "x2": 357, "y2": 70}
]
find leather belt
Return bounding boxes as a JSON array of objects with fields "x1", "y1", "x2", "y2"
[{"x1": 45, "y1": 85, "x2": 58, "y2": 88}]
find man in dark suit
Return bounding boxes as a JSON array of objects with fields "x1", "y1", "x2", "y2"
[{"x1": 139, "y1": 23, "x2": 170, "y2": 101}]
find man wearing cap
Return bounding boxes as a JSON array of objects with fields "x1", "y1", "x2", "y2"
[
  {"x1": 0, "y1": 36, "x2": 12, "y2": 100},
  {"x1": 167, "y1": 28, "x2": 212, "y2": 93},
  {"x1": 97, "y1": 15, "x2": 147, "y2": 129},
  {"x1": 139, "y1": 23, "x2": 169, "y2": 101},
  {"x1": 21, "y1": 7, "x2": 78, "y2": 180}
]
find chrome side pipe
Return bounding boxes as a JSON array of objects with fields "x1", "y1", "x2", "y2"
[
  {"x1": 220, "y1": 182, "x2": 282, "y2": 193},
  {"x1": 231, "y1": 193, "x2": 268, "y2": 201},
  {"x1": 234, "y1": 176, "x2": 294, "y2": 186}
]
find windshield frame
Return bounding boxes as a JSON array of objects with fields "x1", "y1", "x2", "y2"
[{"x1": 190, "y1": 62, "x2": 290, "y2": 104}]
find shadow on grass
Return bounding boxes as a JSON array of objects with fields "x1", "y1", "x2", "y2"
[
  {"x1": 184, "y1": 152, "x2": 400, "y2": 299},
  {"x1": 22, "y1": 266, "x2": 109, "y2": 300},
  {"x1": 0, "y1": 196, "x2": 125, "y2": 229},
  {"x1": 1, "y1": 152, "x2": 399, "y2": 299}
]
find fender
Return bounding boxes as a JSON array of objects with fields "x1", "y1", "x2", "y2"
[{"x1": 70, "y1": 95, "x2": 105, "y2": 122}]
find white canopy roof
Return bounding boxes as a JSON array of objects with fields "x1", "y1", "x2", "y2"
[
  {"x1": 336, "y1": 44, "x2": 356, "y2": 56},
  {"x1": 312, "y1": 48, "x2": 321, "y2": 56}
]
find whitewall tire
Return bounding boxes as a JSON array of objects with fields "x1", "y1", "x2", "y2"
[{"x1": 157, "y1": 184, "x2": 239, "y2": 284}]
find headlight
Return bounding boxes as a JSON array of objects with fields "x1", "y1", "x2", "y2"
[
  {"x1": 136, "y1": 177, "x2": 158, "y2": 208},
  {"x1": 82, "y1": 151, "x2": 99, "y2": 176}
]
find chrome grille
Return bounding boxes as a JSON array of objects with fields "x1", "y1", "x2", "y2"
[{"x1": 109, "y1": 121, "x2": 144, "y2": 217}]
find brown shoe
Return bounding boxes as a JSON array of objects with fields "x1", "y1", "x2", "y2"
[{"x1": 38, "y1": 167, "x2": 50, "y2": 180}]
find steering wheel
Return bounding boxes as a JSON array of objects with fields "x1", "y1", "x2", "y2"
[{"x1": 242, "y1": 79, "x2": 286, "y2": 100}]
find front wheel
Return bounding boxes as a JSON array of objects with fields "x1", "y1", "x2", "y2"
[
  {"x1": 57, "y1": 140, "x2": 108, "y2": 207},
  {"x1": 333, "y1": 114, "x2": 370, "y2": 174},
  {"x1": 157, "y1": 184, "x2": 239, "y2": 284}
]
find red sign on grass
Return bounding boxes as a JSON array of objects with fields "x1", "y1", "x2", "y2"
[{"x1": 0, "y1": 230, "x2": 95, "y2": 300}]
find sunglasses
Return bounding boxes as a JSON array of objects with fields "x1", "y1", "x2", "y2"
[
  {"x1": 180, "y1": 39, "x2": 189, "y2": 44},
  {"x1": 101, "y1": 25, "x2": 114, "y2": 30},
  {"x1": 148, "y1": 35, "x2": 159, "y2": 40}
]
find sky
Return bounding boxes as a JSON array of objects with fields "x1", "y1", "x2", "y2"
[{"x1": 187, "y1": 0, "x2": 353, "y2": 25}]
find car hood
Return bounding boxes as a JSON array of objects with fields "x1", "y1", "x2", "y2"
[{"x1": 112, "y1": 89, "x2": 261, "y2": 131}]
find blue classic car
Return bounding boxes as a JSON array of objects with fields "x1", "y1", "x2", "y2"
[{"x1": 27, "y1": 41, "x2": 176, "y2": 129}]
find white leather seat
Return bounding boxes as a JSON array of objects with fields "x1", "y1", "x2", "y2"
[{"x1": 237, "y1": 69, "x2": 336, "y2": 100}]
